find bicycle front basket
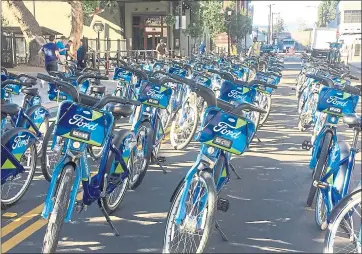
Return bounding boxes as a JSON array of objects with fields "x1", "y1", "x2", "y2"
[
  {"x1": 198, "y1": 107, "x2": 256, "y2": 155},
  {"x1": 317, "y1": 87, "x2": 359, "y2": 116},
  {"x1": 54, "y1": 101, "x2": 114, "y2": 147},
  {"x1": 138, "y1": 81, "x2": 172, "y2": 109}
]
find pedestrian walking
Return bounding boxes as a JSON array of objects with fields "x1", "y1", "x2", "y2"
[
  {"x1": 77, "y1": 39, "x2": 86, "y2": 69},
  {"x1": 156, "y1": 39, "x2": 167, "y2": 60},
  {"x1": 248, "y1": 37, "x2": 261, "y2": 57},
  {"x1": 56, "y1": 36, "x2": 69, "y2": 71},
  {"x1": 38, "y1": 34, "x2": 59, "y2": 73}
]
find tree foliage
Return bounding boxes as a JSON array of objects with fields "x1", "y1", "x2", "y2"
[
  {"x1": 184, "y1": 1, "x2": 204, "y2": 39},
  {"x1": 224, "y1": 5, "x2": 252, "y2": 42},
  {"x1": 273, "y1": 17, "x2": 285, "y2": 34},
  {"x1": 201, "y1": 1, "x2": 225, "y2": 39},
  {"x1": 318, "y1": 0, "x2": 339, "y2": 27}
]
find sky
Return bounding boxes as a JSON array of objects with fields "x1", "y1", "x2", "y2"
[{"x1": 252, "y1": 1, "x2": 321, "y2": 32}]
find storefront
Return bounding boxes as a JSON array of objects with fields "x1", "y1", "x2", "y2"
[{"x1": 132, "y1": 15, "x2": 168, "y2": 50}]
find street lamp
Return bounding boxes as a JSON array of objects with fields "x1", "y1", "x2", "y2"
[
  {"x1": 93, "y1": 21, "x2": 104, "y2": 52},
  {"x1": 227, "y1": 10, "x2": 232, "y2": 56},
  {"x1": 266, "y1": 4, "x2": 275, "y2": 44}
]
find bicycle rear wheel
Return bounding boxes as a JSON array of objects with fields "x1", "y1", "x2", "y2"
[
  {"x1": 42, "y1": 165, "x2": 74, "y2": 253},
  {"x1": 163, "y1": 170, "x2": 217, "y2": 253},
  {"x1": 323, "y1": 189, "x2": 361, "y2": 253}
]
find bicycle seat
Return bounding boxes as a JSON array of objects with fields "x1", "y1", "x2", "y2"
[
  {"x1": 305, "y1": 74, "x2": 334, "y2": 87},
  {"x1": 23, "y1": 78, "x2": 37, "y2": 87},
  {"x1": 343, "y1": 113, "x2": 361, "y2": 129},
  {"x1": 90, "y1": 86, "x2": 106, "y2": 94},
  {"x1": 107, "y1": 103, "x2": 133, "y2": 118},
  {"x1": 1, "y1": 103, "x2": 20, "y2": 116},
  {"x1": 21, "y1": 87, "x2": 39, "y2": 96}
]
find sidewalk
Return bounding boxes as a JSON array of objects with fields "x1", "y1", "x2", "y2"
[{"x1": 6, "y1": 65, "x2": 46, "y2": 74}]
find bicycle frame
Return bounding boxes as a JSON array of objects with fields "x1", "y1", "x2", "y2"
[
  {"x1": 174, "y1": 144, "x2": 232, "y2": 225},
  {"x1": 42, "y1": 132, "x2": 131, "y2": 222}
]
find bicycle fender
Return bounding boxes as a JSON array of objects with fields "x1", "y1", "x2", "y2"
[
  {"x1": 333, "y1": 141, "x2": 350, "y2": 192},
  {"x1": 310, "y1": 127, "x2": 336, "y2": 170}
]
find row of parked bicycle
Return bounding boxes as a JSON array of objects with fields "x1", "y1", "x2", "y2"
[
  {"x1": 295, "y1": 53, "x2": 361, "y2": 253},
  {"x1": 1, "y1": 52, "x2": 283, "y2": 253}
]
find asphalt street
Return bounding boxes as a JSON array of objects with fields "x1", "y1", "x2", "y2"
[{"x1": 1, "y1": 56, "x2": 361, "y2": 253}]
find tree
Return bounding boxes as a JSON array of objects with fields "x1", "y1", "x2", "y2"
[
  {"x1": 225, "y1": 6, "x2": 252, "y2": 43},
  {"x1": 68, "y1": 1, "x2": 84, "y2": 53},
  {"x1": 201, "y1": 1, "x2": 226, "y2": 39},
  {"x1": 297, "y1": 17, "x2": 307, "y2": 31},
  {"x1": 273, "y1": 17, "x2": 285, "y2": 34},
  {"x1": 184, "y1": 1, "x2": 204, "y2": 39},
  {"x1": 5, "y1": 0, "x2": 46, "y2": 66},
  {"x1": 318, "y1": 1, "x2": 339, "y2": 27}
]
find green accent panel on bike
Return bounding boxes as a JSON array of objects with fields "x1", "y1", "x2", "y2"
[
  {"x1": 326, "y1": 167, "x2": 333, "y2": 184},
  {"x1": 242, "y1": 87, "x2": 250, "y2": 94},
  {"x1": 2, "y1": 159, "x2": 16, "y2": 169},
  {"x1": 221, "y1": 168, "x2": 227, "y2": 177},
  {"x1": 114, "y1": 163, "x2": 125, "y2": 174},
  {"x1": 343, "y1": 92, "x2": 351, "y2": 99}
]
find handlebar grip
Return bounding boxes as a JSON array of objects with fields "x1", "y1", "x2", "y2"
[
  {"x1": 344, "y1": 84, "x2": 361, "y2": 96},
  {"x1": 94, "y1": 95, "x2": 141, "y2": 109},
  {"x1": 95, "y1": 75, "x2": 109, "y2": 81},
  {"x1": 17, "y1": 73, "x2": 37, "y2": 80},
  {"x1": 8, "y1": 72, "x2": 19, "y2": 79}
]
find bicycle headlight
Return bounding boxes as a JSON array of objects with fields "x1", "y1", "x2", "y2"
[
  {"x1": 207, "y1": 147, "x2": 215, "y2": 155},
  {"x1": 73, "y1": 141, "x2": 80, "y2": 149}
]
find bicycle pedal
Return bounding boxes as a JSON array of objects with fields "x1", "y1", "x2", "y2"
[
  {"x1": 302, "y1": 140, "x2": 313, "y2": 151},
  {"x1": 157, "y1": 156, "x2": 166, "y2": 163},
  {"x1": 217, "y1": 198, "x2": 229, "y2": 212}
]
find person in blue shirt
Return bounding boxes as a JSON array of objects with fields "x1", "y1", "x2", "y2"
[
  {"x1": 77, "y1": 39, "x2": 86, "y2": 69},
  {"x1": 56, "y1": 36, "x2": 69, "y2": 71},
  {"x1": 39, "y1": 35, "x2": 59, "y2": 73},
  {"x1": 199, "y1": 41, "x2": 206, "y2": 55}
]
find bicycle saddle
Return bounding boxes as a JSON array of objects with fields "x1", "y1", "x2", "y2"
[
  {"x1": 106, "y1": 103, "x2": 134, "y2": 118},
  {"x1": 343, "y1": 113, "x2": 361, "y2": 129},
  {"x1": 305, "y1": 74, "x2": 334, "y2": 87},
  {"x1": 21, "y1": 87, "x2": 39, "y2": 96},
  {"x1": 90, "y1": 86, "x2": 106, "y2": 94},
  {"x1": 1, "y1": 103, "x2": 20, "y2": 116}
]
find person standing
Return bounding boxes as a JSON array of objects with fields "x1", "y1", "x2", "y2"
[
  {"x1": 56, "y1": 36, "x2": 69, "y2": 71},
  {"x1": 77, "y1": 39, "x2": 86, "y2": 69},
  {"x1": 199, "y1": 41, "x2": 206, "y2": 55},
  {"x1": 39, "y1": 34, "x2": 59, "y2": 73},
  {"x1": 65, "y1": 40, "x2": 76, "y2": 60},
  {"x1": 156, "y1": 39, "x2": 167, "y2": 60},
  {"x1": 248, "y1": 37, "x2": 261, "y2": 57}
]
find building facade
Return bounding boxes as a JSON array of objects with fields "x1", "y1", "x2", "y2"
[{"x1": 329, "y1": 1, "x2": 361, "y2": 65}]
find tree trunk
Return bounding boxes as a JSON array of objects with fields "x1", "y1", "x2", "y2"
[
  {"x1": 68, "y1": 1, "x2": 84, "y2": 56},
  {"x1": 6, "y1": 0, "x2": 46, "y2": 66}
]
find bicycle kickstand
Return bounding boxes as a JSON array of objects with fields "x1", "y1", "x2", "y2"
[
  {"x1": 229, "y1": 163, "x2": 242, "y2": 179},
  {"x1": 97, "y1": 199, "x2": 120, "y2": 236},
  {"x1": 152, "y1": 152, "x2": 167, "y2": 174},
  {"x1": 215, "y1": 220, "x2": 228, "y2": 241}
]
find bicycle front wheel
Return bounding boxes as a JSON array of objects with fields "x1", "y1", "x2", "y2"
[
  {"x1": 163, "y1": 170, "x2": 217, "y2": 253},
  {"x1": 42, "y1": 165, "x2": 74, "y2": 253},
  {"x1": 323, "y1": 189, "x2": 361, "y2": 253}
]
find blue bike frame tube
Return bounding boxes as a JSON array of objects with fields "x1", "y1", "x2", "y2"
[{"x1": 341, "y1": 130, "x2": 359, "y2": 197}]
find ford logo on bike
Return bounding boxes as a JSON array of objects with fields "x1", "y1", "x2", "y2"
[
  {"x1": 326, "y1": 96, "x2": 348, "y2": 107},
  {"x1": 213, "y1": 122, "x2": 241, "y2": 139},
  {"x1": 12, "y1": 134, "x2": 30, "y2": 149},
  {"x1": 68, "y1": 114, "x2": 98, "y2": 130}
]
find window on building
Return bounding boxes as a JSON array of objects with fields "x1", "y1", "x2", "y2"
[
  {"x1": 354, "y1": 44, "x2": 361, "y2": 56},
  {"x1": 344, "y1": 10, "x2": 361, "y2": 23}
]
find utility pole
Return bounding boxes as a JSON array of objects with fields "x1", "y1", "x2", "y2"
[
  {"x1": 179, "y1": 1, "x2": 182, "y2": 56},
  {"x1": 267, "y1": 4, "x2": 274, "y2": 44}
]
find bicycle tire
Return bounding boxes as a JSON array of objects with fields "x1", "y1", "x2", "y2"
[
  {"x1": 163, "y1": 170, "x2": 217, "y2": 253},
  {"x1": 42, "y1": 165, "x2": 74, "y2": 253},
  {"x1": 323, "y1": 188, "x2": 361, "y2": 253},
  {"x1": 128, "y1": 121, "x2": 153, "y2": 190},
  {"x1": 36, "y1": 116, "x2": 49, "y2": 158},
  {"x1": 1, "y1": 143, "x2": 37, "y2": 208},
  {"x1": 170, "y1": 101, "x2": 199, "y2": 150},
  {"x1": 41, "y1": 122, "x2": 57, "y2": 182},
  {"x1": 259, "y1": 95, "x2": 272, "y2": 126},
  {"x1": 307, "y1": 131, "x2": 333, "y2": 208}
]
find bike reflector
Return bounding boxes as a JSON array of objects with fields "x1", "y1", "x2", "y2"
[
  {"x1": 317, "y1": 87, "x2": 359, "y2": 116},
  {"x1": 198, "y1": 107, "x2": 256, "y2": 155},
  {"x1": 138, "y1": 81, "x2": 172, "y2": 109},
  {"x1": 54, "y1": 101, "x2": 114, "y2": 147}
]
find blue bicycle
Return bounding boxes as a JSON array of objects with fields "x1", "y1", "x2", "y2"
[
  {"x1": 161, "y1": 73, "x2": 267, "y2": 253},
  {"x1": 36, "y1": 73, "x2": 140, "y2": 253},
  {"x1": 304, "y1": 78, "x2": 360, "y2": 229}
]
